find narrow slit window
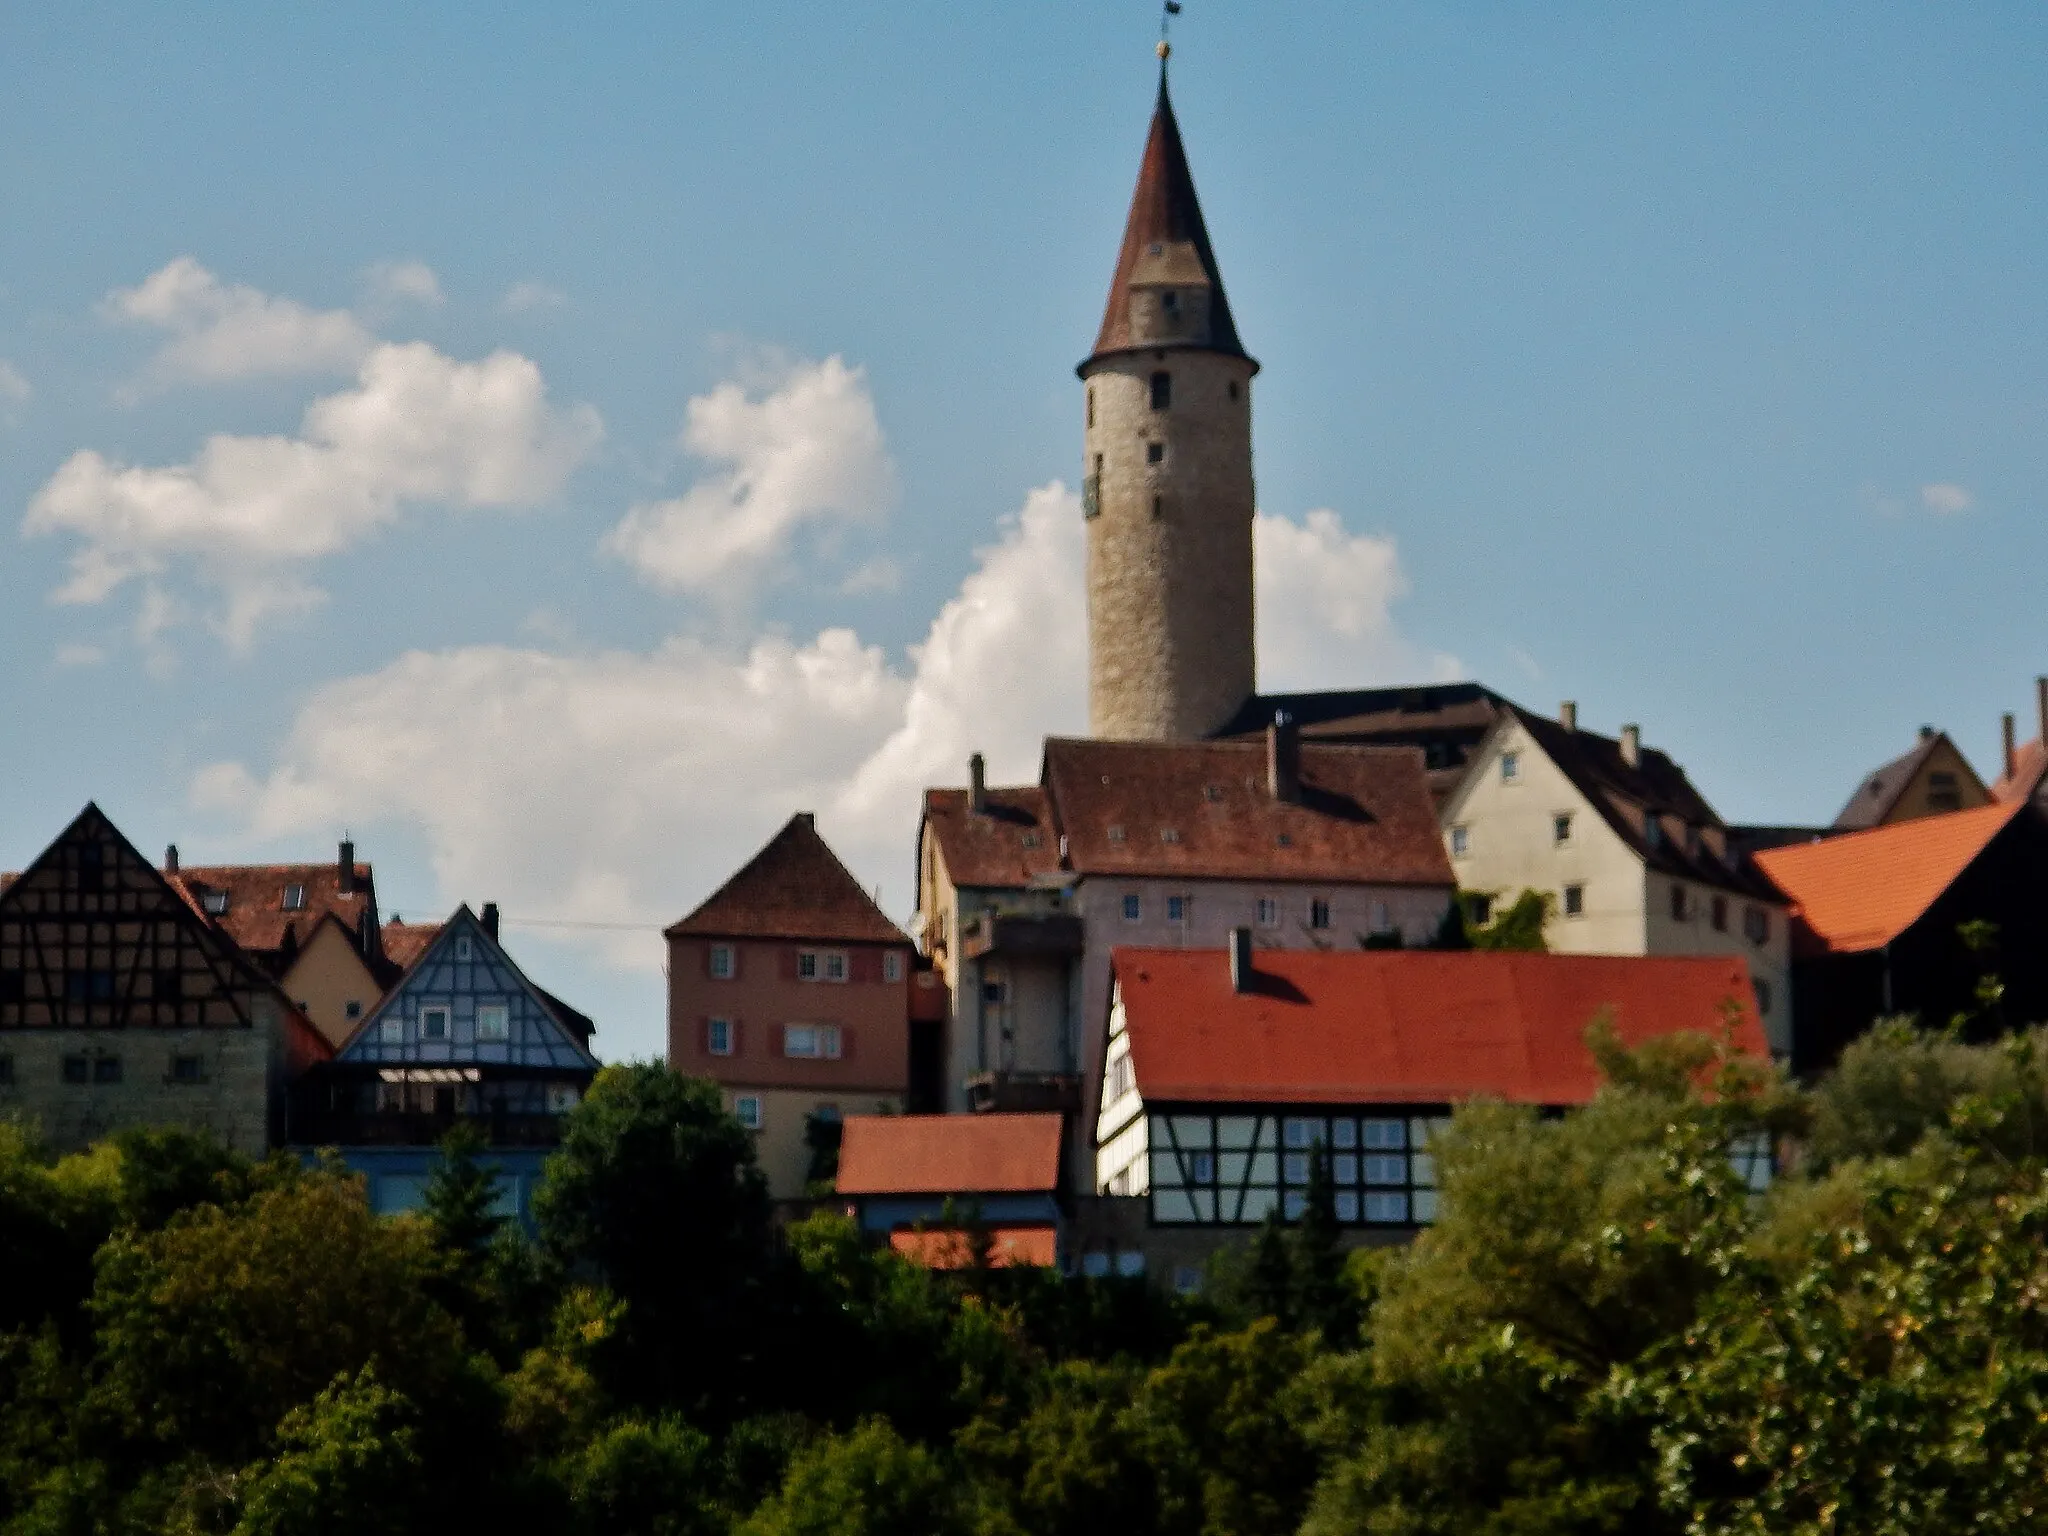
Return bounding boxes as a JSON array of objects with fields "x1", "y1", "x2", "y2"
[{"x1": 1150, "y1": 371, "x2": 1171, "y2": 409}]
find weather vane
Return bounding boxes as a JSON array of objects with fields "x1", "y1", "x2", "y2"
[{"x1": 1159, "y1": 0, "x2": 1181, "y2": 61}]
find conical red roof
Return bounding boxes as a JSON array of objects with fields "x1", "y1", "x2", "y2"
[{"x1": 1086, "y1": 73, "x2": 1249, "y2": 366}]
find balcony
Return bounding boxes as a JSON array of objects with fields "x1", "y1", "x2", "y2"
[
  {"x1": 963, "y1": 912, "x2": 1085, "y2": 962},
  {"x1": 967, "y1": 1071, "x2": 1081, "y2": 1116}
]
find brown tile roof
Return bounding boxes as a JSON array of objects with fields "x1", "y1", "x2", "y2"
[
  {"x1": 1042, "y1": 736, "x2": 1454, "y2": 887},
  {"x1": 1753, "y1": 800, "x2": 2023, "y2": 954},
  {"x1": 1086, "y1": 75, "x2": 1249, "y2": 365},
  {"x1": 1112, "y1": 947, "x2": 1768, "y2": 1106},
  {"x1": 1832, "y1": 729, "x2": 1983, "y2": 831},
  {"x1": 377, "y1": 919, "x2": 443, "y2": 972},
  {"x1": 667, "y1": 812, "x2": 909, "y2": 945},
  {"x1": 836, "y1": 1112, "x2": 1064, "y2": 1196},
  {"x1": 1215, "y1": 683, "x2": 1515, "y2": 800},
  {"x1": 1992, "y1": 738, "x2": 2048, "y2": 805},
  {"x1": 1504, "y1": 707, "x2": 1780, "y2": 901},
  {"x1": 920, "y1": 787, "x2": 1063, "y2": 890},
  {"x1": 171, "y1": 860, "x2": 374, "y2": 959}
]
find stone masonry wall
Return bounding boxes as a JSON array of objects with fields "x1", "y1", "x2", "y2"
[{"x1": 0, "y1": 1023, "x2": 273, "y2": 1157}]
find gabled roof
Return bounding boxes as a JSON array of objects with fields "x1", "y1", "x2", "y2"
[
  {"x1": 667, "y1": 813, "x2": 908, "y2": 945},
  {"x1": 920, "y1": 787, "x2": 1063, "y2": 891},
  {"x1": 1084, "y1": 73, "x2": 1249, "y2": 366},
  {"x1": 1042, "y1": 737, "x2": 1453, "y2": 887},
  {"x1": 172, "y1": 858, "x2": 375, "y2": 958},
  {"x1": 1493, "y1": 707, "x2": 1780, "y2": 901},
  {"x1": 1110, "y1": 947, "x2": 1766, "y2": 1106},
  {"x1": 1213, "y1": 683, "x2": 1517, "y2": 801},
  {"x1": 378, "y1": 919, "x2": 443, "y2": 971},
  {"x1": 1752, "y1": 799, "x2": 2024, "y2": 953},
  {"x1": 1832, "y1": 729, "x2": 1984, "y2": 831},
  {"x1": 836, "y1": 1112, "x2": 1064, "y2": 1197}
]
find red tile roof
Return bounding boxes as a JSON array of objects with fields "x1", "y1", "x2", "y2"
[
  {"x1": 836, "y1": 1112, "x2": 1064, "y2": 1196},
  {"x1": 1110, "y1": 947, "x2": 1767, "y2": 1106},
  {"x1": 1043, "y1": 737, "x2": 1453, "y2": 886},
  {"x1": 921, "y1": 787, "x2": 1064, "y2": 890},
  {"x1": 172, "y1": 860, "x2": 374, "y2": 957},
  {"x1": 377, "y1": 920, "x2": 443, "y2": 971},
  {"x1": 1088, "y1": 76, "x2": 1248, "y2": 364},
  {"x1": 1752, "y1": 799, "x2": 2023, "y2": 953},
  {"x1": 888, "y1": 1226, "x2": 1058, "y2": 1269},
  {"x1": 667, "y1": 813, "x2": 909, "y2": 945},
  {"x1": 1992, "y1": 738, "x2": 2048, "y2": 805}
]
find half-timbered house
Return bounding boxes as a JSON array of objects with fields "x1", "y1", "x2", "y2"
[
  {"x1": 293, "y1": 902, "x2": 598, "y2": 1219},
  {"x1": 0, "y1": 804, "x2": 331, "y2": 1155}
]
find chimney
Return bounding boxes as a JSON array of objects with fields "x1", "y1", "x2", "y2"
[
  {"x1": 337, "y1": 838, "x2": 355, "y2": 895},
  {"x1": 481, "y1": 902, "x2": 500, "y2": 940},
  {"x1": 968, "y1": 752, "x2": 987, "y2": 814},
  {"x1": 1559, "y1": 700, "x2": 1578, "y2": 731},
  {"x1": 1266, "y1": 714, "x2": 1300, "y2": 804},
  {"x1": 1918, "y1": 724, "x2": 1935, "y2": 741},
  {"x1": 795, "y1": 811, "x2": 816, "y2": 829},
  {"x1": 1229, "y1": 926, "x2": 1254, "y2": 993},
  {"x1": 2004, "y1": 712, "x2": 2018, "y2": 780},
  {"x1": 1619, "y1": 724, "x2": 1641, "y2": 769},
  {"x1": 164, "y1": 843, "x2": 179, "y2": 873}
]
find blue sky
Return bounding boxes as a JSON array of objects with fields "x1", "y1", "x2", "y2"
[{"x1": 5, "y1": 3, "x2": 2047, "y2": 1059}]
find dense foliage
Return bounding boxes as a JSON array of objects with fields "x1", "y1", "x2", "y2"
[{"x1": 8, "y1": 1034, "x2": 2048, "y2": 1534}]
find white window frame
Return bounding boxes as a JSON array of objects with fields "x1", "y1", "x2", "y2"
[
  {"x1": 797, "y1": 951, "x2": 819, "y2": 980},
  {"x1": 1450, "y1": 825, "x2": 1469, "y2": 857},
  {"x1": 782, "y1": 1023, "x2": 842, "y2": 1060},
  {"x1": 282, "y1": 883, "x2": 306, "y2": 911},
  {"x1": 420, "y1": 1005, "x2": 451, "y2": 1041},
  {"x1": 1309, "y1": 898, "x2": 1332, "y2": 930},
  {"x1": 709, "y1": 943, "x2": 736, "y2": 980},
  {"x1": 823, "y1": 951, "x2": 848, "y2": 983},
  {"x1": 1256, "y1": 896, "x2": 1279, "y2": 927},
  {"x1": 378, "y1": 1016, "x2": 402, "y2": 1045},
  {"x1": 707, "y1": 1017, "x2": 734, "y2": 1056},
  {"x1": 735, "y1": 1095, "x2": 763, "y2": 1130},
  {"x1": 883, "y1": 952, "x2": 905, "y2": 984},
  {"x1": 476, "y1": 1003, "x2": 509, "y2": 1042},
  {"x1": 454, "y1": 937, "x2": 474, "y2": 962},
  {"x1": 1553, "y1": 812, "x2": 1573, "y2": 845}
]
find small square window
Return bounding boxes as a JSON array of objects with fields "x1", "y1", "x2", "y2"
[
  {"x1": 821, "y1": 1025, "x2": 842, "y2": 1060},
  {"x1": 883, "y1": 952, "x2": 905, "y2": 983},
  {"x1": 379, "y1": 1017, "x2": 402, "y2": 1045},
  {"x1": 1754, "y1": 978, "x2": 1773, "y2": 1016},
  {"x1": 1500, "y1": 752, "x2": 1520, "y2": 782},
  {"x1": 62, "y1": 1055, "x2": 89, "y2": 1085},
  {"x1": 1450, "y1": 826, "x2": 1469, "y2": 857},
  {"x1": 1363, "y1": 1191, "x2": 1410, "y2": 1224},
  {"x1": 203, "y1": 889, "x2": 229, "y2": 916},
  {"x1": 982, "y1": 978, "x2": 1008, "y2": 1005},
  {"x1": 1553, "y1": 813, "x2": 1572, "y2": 844},
  {"x1": 1121, "y1": 894, "x2": 1142, "y2": 922},
  {"x1": 454, "y1": 937, "x2": 474, "y2": 962},
  {"x1": 421, "y1": 1006, "x2": 450, "y2": 1041},
  {"x1": 1256, "y1": 897, "x2": 1279, "y2": 927},
  {"x1": 93, "y1": 1056, "x2": 122, "y2": 1084},
  {"x1": 1146, "y1": 442, "x2": 1164, "y2": 465},
  {"x1": 1309, "y1": 898, "x2": 1331, "y2": 930},
  {"x1": 784, "y1": 1024, "x2": 818, "y2": 1057},
  {"x1": 735, "y1": 1096, "x2": 763, "y2": 1130},
  {"x1": 1745, "y1": 906, "x2": 1771, "y2": 945},
  {"x1": 282, "y1": 883, "x2": 306, "y2": 911},
  {"x1": 1334, "y1": 1190, "x2": 1359, "y2": 1222},
  {"x1": 1469, "y1": 893, "x2": 1494, "y2": 927},
  {"x1": 1187, "y1": 1151, "x2": 1216, "y2": 1184},
  {"x1": 1669, "y1": 884, "x2": 1689, "y2": 922},
  {"x1": 1166, "y1": 895, "x2": 1188, "y2": 923},
  {"x1": 1711, "y1": 895, "x2": 1728, "y2": 932},
  {"x1": 797, "y1": 952, "x2": 819, "y2": 980},
  {"x1": 709, "y1": 944, "x2": 736, "y2": 980},
  {"x1": 1362, "y1": 1118, "x2": 1407, "y2": 1151},
  {"x1": 170, "y1": 1054, "x2": 203, "y2": 1084},
  {"x1": 344, "y1": 1000, "x2": 362, "y2": 1020},
  {"x1": 1107, "y1": 825, "x2": 1126, "y2": 843},
  {"x1": 1158, "y1": 827, "x2": 1180, "y2": 843},
  {"x1": 477, "y1": 1004, "x2": 509, "y2": 1042},
  {"x1": 707, "y1": 1018, "x2": 734, "y2": 1056},
  {"x1": 823, "y1": 952, "x2": 848, "y2": 983},
  {"x1": 1564, "y1": 883, "x2": 1585, "y2": 917}
]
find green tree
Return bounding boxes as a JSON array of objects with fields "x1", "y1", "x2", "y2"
[
  {"x1": 1462, "y1": 888, "x2": 1550, "y2": 951},
  {"x1": 421, "y1": 1121, "x2": 505, "y2": 1260},
  {"x1": 230, "y1": 1368, "x2": 428, "y2": 1536},
  {"x1": 741, "y1": 1418, "x2": 970, "y2": 1536},
  {"x1": 110, "y1": 1125, "x2": 255, "y2": 1232},
  {"x1": 567, "y1": 1414, "x2": 721, "y2": 1536},
  {"x1": 533, "y1": 1064, "x2": 771, "y2": 1413}
]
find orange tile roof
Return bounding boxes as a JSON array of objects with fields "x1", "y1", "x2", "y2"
[
  {"x1": 836, "y1": 1112, "x2": 1064, "y2": 1196},
  {"x1": 377, "y1": 920, "x2": 443, "y2": 971},
  {"x1": 1992, "y1": 738, "x2": 2048, "y2": 805},
  {"x1": 921, "y1": 787, "x2": 1063, "y2": 890},
  {"x1": 1042, "y1": 737, "x2": 1453, "y2": 886},
  {"x1": 1752, "y1": 799, "x2": 2023, "y2": 953},
  {"x1": 1111, "y1": 947, "x2": 1767, "y2": 1106},
  {"x1": 172, "y1": 860, "x2": 374, "y2": 957},
  {"x1": 888, "y1": 1226, "x2": 1058, "y2": 1270},
  {"x1": 668, "y1": 813, "x2": 908, "y2": 945}
]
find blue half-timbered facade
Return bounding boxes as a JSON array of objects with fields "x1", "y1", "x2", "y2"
[{"x1": 292, "y1": 904, "x2": 599, "y2": 1220}]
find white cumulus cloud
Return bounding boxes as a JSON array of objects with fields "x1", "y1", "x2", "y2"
[
  {"x1": 363, "y1": 259, "x2": 444, "y2": 308},
  {"x1": 24, "y1": 340, "x2": 602, "y2": 648},
  {"x1": 1920, "y1": 482, "x2": 1973, "y2": 517},
  {"x1": 192, "y1": 488, "x2": 1442, "y2": 982},
  {"x1": 104, "y1": 257, "x2": 375, "y2": 387},
  {"x1": 602, "y1": 355, "x2": 895, "y2": 596},
  {"x1": 1253, "y1": 508, "x2": 1460, "y2": 689}
]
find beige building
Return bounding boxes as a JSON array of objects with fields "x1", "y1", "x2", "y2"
[
  {"x1": 0, "y1": 805, "x2": 331, "y2": 1155},
  {"x1": 1833, "y1": 726, "x2": 1988, "y2": 831},
  {"x1": 1439, "y1": 704, "x2": 1794, "y2": 1054},
  {"x1": 666, "y1": 813, "x2": 915, "y2": 1199}
]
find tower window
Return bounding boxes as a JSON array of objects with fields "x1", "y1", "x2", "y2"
[
  {"x1": 1228, "y1": 380, "x2": 1240, "y2": 400},
  {"x1": 1150, "y1": 371, "x2": 1171, "y2": 409},
  {"x1": 1087, "y1": 388, "x2": 1095, "y2": 427},
  {"x1": 1146, "y1": 442, "x2": 1164, "y2": 464},
  {"x1": 1161, "y1": 290, "x2": 1179, "y2": 315},
  {"x1": 1152, "y1": 495, "x2": 1163, "y2": 519}
]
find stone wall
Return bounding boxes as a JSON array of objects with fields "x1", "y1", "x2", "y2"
[{"x1": 0, "y1": 1022, "x2": 273, "y2": 1157}]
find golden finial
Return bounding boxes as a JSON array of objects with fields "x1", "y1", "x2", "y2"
[{"x1": 1157, "y1": 38, "x2": 1171, "y2": 60}]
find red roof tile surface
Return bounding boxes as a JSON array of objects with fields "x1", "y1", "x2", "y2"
[
  {"x1": 1110, "y1": 948, "x2": 1767, "y2": 1106},
  {"x1": 667, "y1": 813, "x2": 908, "y2": 945},
  {"x1": 1752, "y1": 800, "x2": 2022, "y2": 953},
  {"x1": 377, "y1": 920, "x2": 443, "y2": 972},
  {"x1": 888, "y1": 1226, "x2": 1058, "y2": 1270},
  {"x1": 1043, "y1": 737, "x2": 1452, "y2": 886},
  {"x1": 1993, "y1": 738, "x2": 2048, "y2": 805},
  {"x1": 921, "y1": 787, "x2": 1063, "y2": 890},
  {"x1": 836, "y1": 1112, "x2": 1064, "y2": 1196},
  {"x1": 172, "y1": 861, "x2": 374, "y2": 957}
]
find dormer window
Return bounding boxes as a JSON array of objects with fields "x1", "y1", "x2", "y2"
[
  {"x1": 1150, "y1": 371, "x2": 1172, "y2": 409},
  {"x1": 282, "y1": 884, "x2": 306, "y2": 911},
  {"x1": 202, "y1": 890, "x2": 229, "y2": 916}
]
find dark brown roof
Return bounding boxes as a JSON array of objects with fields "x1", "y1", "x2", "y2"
[
  {"x1": 921, "y1": 787, "x2": 1063, "y2": 890},
  {"x1": 667, "y1": 812, "x2": 909, "y2": 945},
  {"x1": 1042, "y1": 737, "x2": 1454, "y2": 887},
  {"x1": 1832, "y1": 729, "x2": 1982, "y2": 831},
  {"x1": 1215, "y1": 683, "x2": 1516, "y2": 801},
  {"x1": 171, "y1": 860, "x2": 374, "y2": 959},
  {"x1": 1084, "y1": 74, "x2": 1249, "y2": 366},
  {"x1": 1503, "y1": 707, "x2": 1780, "y2": 901}
]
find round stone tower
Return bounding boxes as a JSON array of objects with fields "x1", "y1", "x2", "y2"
[{"x1": 1079, "y1": 69, "x2": 1258, "y2": 741}]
